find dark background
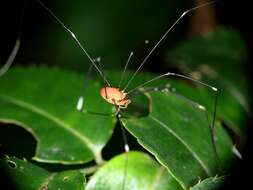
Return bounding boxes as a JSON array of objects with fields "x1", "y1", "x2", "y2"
[{"x1": 0, "y1": 0, "x2": 252, "y2": 189}]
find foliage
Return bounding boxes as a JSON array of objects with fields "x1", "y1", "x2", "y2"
[
  {"x1": 0, "y1": 3, "x2": 249, "y2": 189},
  {"x1": 0, "y1": 156, "x2": 86, "y2": 190}
]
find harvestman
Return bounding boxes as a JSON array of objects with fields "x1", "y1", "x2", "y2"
[{"x1": 1, "y1": 0, "x2": 220, "y2": 189}]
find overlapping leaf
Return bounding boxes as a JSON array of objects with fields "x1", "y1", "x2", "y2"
[
  {"x1": 86, "y1": 151, "x2": 183, "y2": 190},
  {"x1": 123, "y1": 91, "x2": 233, "y2": 189},
  {"x1": 191, "y1": 176, "x2": 225, "y2": 190},
  {"x1": 166, "y1": 27, "x2": 250, "y2": 135},
  {"x1": 0, "y1": 67, "x2": 115, "y2": 164},
  {"x1": 0, "y1": 156, "x2": 86, "y2": 190},
  {"x1": 0, "y1": 67, "x2": 237, "y2": 189}
]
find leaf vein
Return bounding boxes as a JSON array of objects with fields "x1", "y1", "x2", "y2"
[{"x1": 150, "y1": 115, "x2": 210, "y2": 176}]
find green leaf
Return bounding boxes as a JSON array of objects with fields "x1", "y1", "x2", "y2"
[
  {"x1": 0, "y1": 67, "x2": 115, "y2": 164},
  {"x1": 191, "y1": 176, "x2": 225, "y2": 190},
  {"x1": 123, "y1": 92, "x2": 233, "y2": 189},
  {"x1": 93, "y1": 70, "x2": 234, "y2": 189},
  {"x1": 0, "y1": 156, "x2": 86, "y2": 190},
  {"x1": 48, "y1": 170, "x2": 86, "y2": 190},
  {"x1": 166, "y1": 27, "x2": 250, "y2": 135},
  {"x1": 0, "y1": 67, "x2": 235, "y2": 190},
  {"x1": 86, "y1": 151, "x2": 183, "y2": 190}
]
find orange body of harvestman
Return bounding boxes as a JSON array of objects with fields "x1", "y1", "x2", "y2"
[{"x1": 100, "y1": 87, "x2": 131, "y2": 108}]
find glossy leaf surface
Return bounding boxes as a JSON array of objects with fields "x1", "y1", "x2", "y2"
[
  {"x1": 0, "y1": 67, "x2": 237, "y2": 190},
  {"x1": 191, "y1": 176, "x2": 225, "y2": 190},
  {"x1": 166, "y1": 27, "x2": 249, "y2": 135},
  {"x1": 123, "y1": 91, "x2": 233, "y2": 189},
  {"x1": 0, "y1": 67, "x2": 115, "y2": 164},
  {"x1": 86, "y1": 151, "x2": 183, "y2": 190},
  {"x1": 0, "y1": 156, "x2": 86, "y2": 190}
]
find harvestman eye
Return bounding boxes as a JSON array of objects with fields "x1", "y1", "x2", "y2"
[{"x1": 22, "y1": 0, "x2": 221, "y2": 189}]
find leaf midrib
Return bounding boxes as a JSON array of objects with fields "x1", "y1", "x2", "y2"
[{"x1": 150, "y1": 115, "x2": 210, "y2": 176}]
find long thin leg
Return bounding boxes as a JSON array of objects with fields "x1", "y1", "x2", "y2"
[
  {"x1": 123, "y1": 0, "x2": 217, "y2": 91},
  {"x1": 118, "y1": 51, "x2": 134, "y2": 88},
  {"x1": 117, "y1": 113, "x2": 130, "y2": 190},
  {"x1": 0, "y1": 0, "x2": 26, "y2": 77},
  {"x1": 77, "y1": 57, "x2": 108, "y2": 112},
  {"x1": 93, "y1": 57, "x2": 110, "y2": 88},
  {"x1": 126, "y1": 72, "x2": 219, "y2": 138},
  {"x1": 0, "y1": 39, "x2": 20, "y2": 77},
  {"x1": 36, "y1": 0, "x2": 110, "y2": 86},
  {"x1": 128, "y1": 85, "x2": 169, "y2": 97},
  {"x1": 76, "y1": 65, "x2": 93, "y2": 111},
  {"x1": 127, "y1": 72, "x2": 217, "y2": 94},
  {"x1": 129, "y1": 84, "x2": 220, "y2": 171},
  {"x1": 168, "y1": 88, "x2": 220, "y2": 171}
]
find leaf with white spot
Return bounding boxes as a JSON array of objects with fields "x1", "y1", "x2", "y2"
[{"x1": 0, "y1": 67, "x2": 115, "y2": 164}]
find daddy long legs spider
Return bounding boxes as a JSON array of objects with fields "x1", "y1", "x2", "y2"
[{"x1": 1, "y1": 0, "x2": 234, "y2": 189}]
